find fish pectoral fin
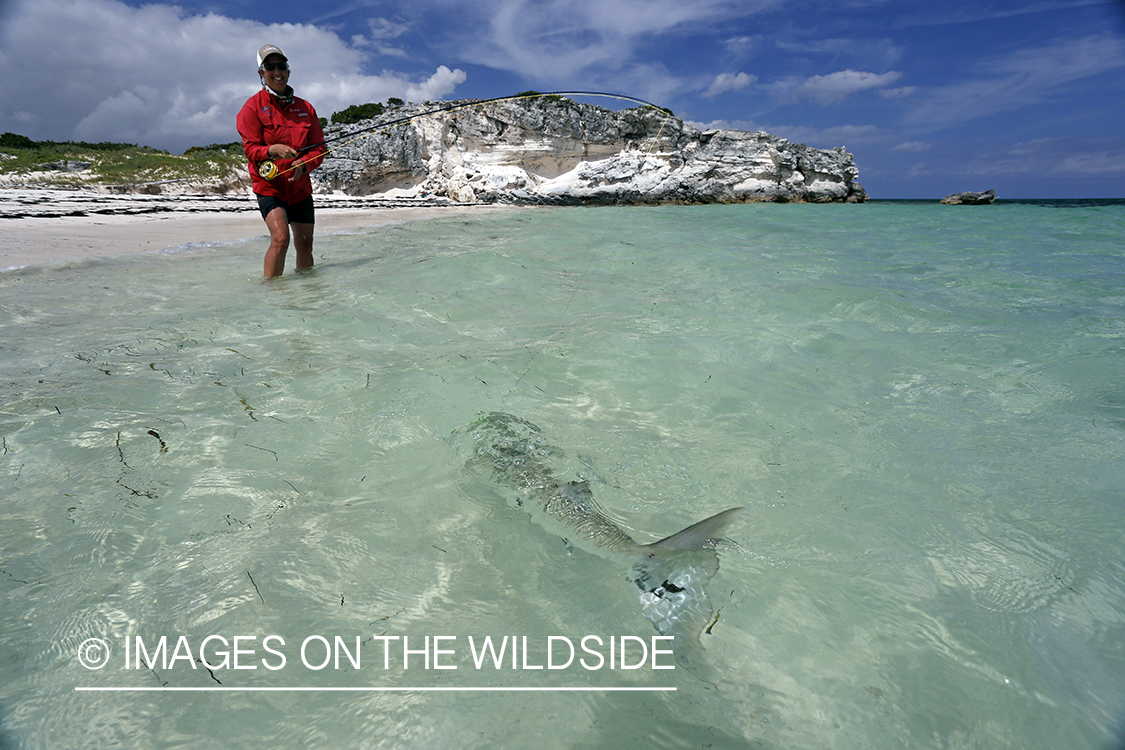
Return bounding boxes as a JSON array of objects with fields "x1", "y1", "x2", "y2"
[{"x1": 644, "y1": 507, "x2": 745, "y2": 554}]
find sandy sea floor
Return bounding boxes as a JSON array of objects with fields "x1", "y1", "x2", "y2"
[{"x1": 3, "y1": 196, "x2": 1123, "y2": 749}]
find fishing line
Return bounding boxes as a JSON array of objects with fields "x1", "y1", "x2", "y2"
[{"x1": 260, "y1": 91, "x2": 671, "y2": 180}]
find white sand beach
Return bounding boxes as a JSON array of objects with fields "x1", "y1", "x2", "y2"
[{"x1": 0, "y1": 189, "x2": 499, "y2": 270}]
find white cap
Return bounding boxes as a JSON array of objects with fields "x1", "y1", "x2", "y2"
[{"x1": 257, "y1": 45, "x2": 287, "y2": 68}]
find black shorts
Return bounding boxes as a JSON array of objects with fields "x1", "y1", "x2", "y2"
[{"x1": 257, "y1": 194, "x2": 315, "y2": 225}]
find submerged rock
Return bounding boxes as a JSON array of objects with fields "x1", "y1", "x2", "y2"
[
  {"x1": 39, "y1": 159, "x2": 92, "y2": 173},
  {"x1": 312, "y1": 97, "x2": 867, "y2": 204},
  {"x1": 940, "y1": 189, "x2": 996, "y2": 205}
]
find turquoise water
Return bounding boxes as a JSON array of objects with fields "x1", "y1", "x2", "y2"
[{"x1": 1, "y1": 201, "x2": 1124, "y2": 748}]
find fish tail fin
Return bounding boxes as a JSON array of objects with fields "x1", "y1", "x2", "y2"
[{"x1": 631, "y1": 507, "x2": 745, "y2": 672}]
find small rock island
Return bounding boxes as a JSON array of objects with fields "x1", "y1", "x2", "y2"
[{"x1": 940, "y1": 189, "x2": 996, "y2": 205}]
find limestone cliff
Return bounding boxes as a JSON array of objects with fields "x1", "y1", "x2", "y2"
[{"x1": 311, "y1": 96, "x2": 867, "y2": 204}]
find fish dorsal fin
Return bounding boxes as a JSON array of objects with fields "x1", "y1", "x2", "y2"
[{"x1": 644, "y1": 507, "x2": 745, "y2": 554}]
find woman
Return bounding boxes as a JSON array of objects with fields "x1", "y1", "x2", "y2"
[{"x1": 237, "y1": 45, "x2": 327, "y2": 278}]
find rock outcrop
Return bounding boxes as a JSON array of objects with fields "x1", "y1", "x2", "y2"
[
  {"x1": 39, "y1": 159, "x2": 92, "y2": 173},
  {"x1": 311, "y1": 96, "x2": 867, "y2": 204},
  {"x1": 940, "y1": 189, "x2": 996, "y2": 205}
]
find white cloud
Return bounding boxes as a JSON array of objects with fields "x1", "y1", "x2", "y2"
[
  {"x1": 352, "y1": 17, "x2": 412, "y2": 58},
  {"x1": 405, "y1": 65, "x2": 469, "y2": 102},
  {"x1": 0, "y1": 0, "x2": 466, "y2": 152},
  {"x1": 74, "y1": 87, "x2": 163, "y2": 145},
  {"x1": 441, "y1": 0, "x2": 777, "y2": 85},
  {"x1": 298, "y1": 66, "x2": 466, "y2": 110},
  {"x1": 903, "y1": 34, "x2": 1125, "y2": 129},
  {"x1": 963, "y1": 137, "x2": 1125, "y2": 177},
  {"x1": 702, "y1": 72, "x2": 756, "y2": 99},
  {"x1": 901, "y1": 137, "x2": 1125, "y2": 180},
  {"x1": 891, "y1": 141, "x2": 932, "y2": 152},
  {"x1": 723, "y1": 35, "x2": 761, "y2": 56},
  {"x1": 774, "y1": 36, "x2": 904, "y2": 69},
  {"x1": 878, "y1": 86, "x2": 916, "y2": 99},
  {"x1": 778, "y1": 69, "x2": 904, "y2": 105},
  {"x1": 768, "y1": 123, "x2": 882, "y2": 149}
]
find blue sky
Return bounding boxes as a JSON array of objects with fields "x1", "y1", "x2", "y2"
[{"x1": 1, "y1": 0, "x2": 1123, "y2": 197}]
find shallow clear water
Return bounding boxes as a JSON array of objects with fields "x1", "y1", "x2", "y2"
[{"x1": 2, "y1": 202, "x2": 1124, "y2": 749}]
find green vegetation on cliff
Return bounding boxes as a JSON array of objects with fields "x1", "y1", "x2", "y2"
[{"x1": 0, "y1": 133, "x2": 246, "y2": 187}]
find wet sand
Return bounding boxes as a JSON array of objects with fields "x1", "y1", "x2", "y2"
[{"x1": 0, "y1": 189, "x2": 501, "y2": 270}]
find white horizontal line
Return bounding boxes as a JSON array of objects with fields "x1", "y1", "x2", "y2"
[{"x1": 75, "y1": 686, "x2": 676, "y2": 693}]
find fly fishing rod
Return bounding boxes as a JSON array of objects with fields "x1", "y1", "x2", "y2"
[
  {"x1": 258, "y1": 90, "x2": 673, "y2": 180},
  {"x1": 257, "y1": 89, "x2": 678, "y2": 394}
]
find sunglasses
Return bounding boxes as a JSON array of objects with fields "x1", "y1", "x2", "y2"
[{"x1": 261, "y1": 62, "x2": 289, "y2": 72}]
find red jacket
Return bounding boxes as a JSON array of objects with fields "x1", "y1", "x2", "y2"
[{"x1": 237, "y1": 88, "x2": 326, "y2": 203}]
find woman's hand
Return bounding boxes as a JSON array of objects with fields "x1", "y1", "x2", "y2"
[
  {"x1": 287, "y1": 162, "x2": 307, "y2": 182},
  {"x1": 267, "y1": 143, "x2": 299, "y2": 160}
]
